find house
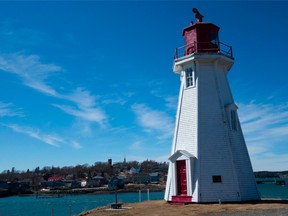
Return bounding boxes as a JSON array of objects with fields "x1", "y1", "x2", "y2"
[
  {"x1": 62, "y1": 180, "x2": 81, "y2": 189},
  {"x1": 81, "y1": 180, "x2": 87, "y2": 187},
  {"x1": 86, "y1": 175, "x2": 107, "y2": 188},
  {"x1": 149, "y1": 173, "x2": 159, "y2": 183},
  {"x1": 48, "y1": 176, "x2": 63, "y2": 182},
  {"x1": 133, "y1": 173, "x2": 150, "y2": 184},
  {"x1": 129, "y1": 167, "x2": 141, "y2": 174},
  {"x1": 108, "y1": 176, "x2": 124, "y2": 190},
  {"x1": 92, "y1": 175, "x2": 107, "y2": 185},
  {"x1": 42, "y1": 176, "x2": 64, "y2": 189}
]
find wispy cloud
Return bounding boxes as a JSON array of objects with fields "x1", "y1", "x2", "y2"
[
  {"x1": 131, "y1": 103, "x2": 174, "y2": 140},
  {"x1": 5, "y1": 124, "x2": 63, "y2": 147},
  {"x1": 251, "y1": 153, "x2": 288, "y2": 171},
  {"x1": 240, "y1": 102, "x2": 288, "y2": 133},
  {"x1": 130, "y1": 141, "x2": 143, "y2": 150},
  {"x1": 50, "y1": 88, "x2": 107, "y2": 125},
  {"x1": 64, "y1": 87, "x2": 97, "y2": 109},
  {"x1": 0, "y1": 52, "x2": 107, "y2": 126},
  {"x1": 53, "y1": 104, "x2": 106, "y2": 125},
  {"x1": 0, "y1": 102, "x2": 24, "y2": 117},
  {"x1": 238, "y1": 101, "x2": 288, "y2": 170},
  {"x1": 150, "y1": 88, "x2": 178, "y2": 110},
  {"x1": 54, "y1": 87, "x2": 107, "y2": 125},
  {"x1": 164, "y1": 96, "x2": 178, "y2": 110},
  {"x1": 4, "y1": 123, "x2": 85, "y2": 150},
  {"x1": 71, "y1": 141, "x2": 83, "y2": 150},
  {"x1": 0, "y1": 53, "x2": 61, "y2": 96},
  {"x1": 102, "y1": 98, "x2": 126, "y2": 105}
]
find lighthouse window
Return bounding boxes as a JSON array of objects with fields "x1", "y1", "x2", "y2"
[
  {"x1": 212, "y1": 175, "x2": 222, "y2": 183},
  {"x1": 185, "y1": 68, "x2": 194, "y2": 88},
  {"x1": 231, "y1": 110, "x2": 237, "y2": 131}
]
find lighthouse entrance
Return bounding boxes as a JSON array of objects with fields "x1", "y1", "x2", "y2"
[
  {"x1": 176, "y1": 160, "x2": 187, "y2": 195},
  {"x1": 167, "y1": 150, "x2": 194, "y2": 203}
]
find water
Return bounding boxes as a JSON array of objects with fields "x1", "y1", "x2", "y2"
[
  {"x1": 257, "y1": 183, "x2": 288, "y2": 199},
  {"x1": 1, "y1": 184, "x2": 288, "y2": 216},
  {"x1": 0, "y1": 191, "x2": 164, "y2": 216}
]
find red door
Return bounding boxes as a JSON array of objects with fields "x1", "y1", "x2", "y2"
[{"x1": 176, "y1": 160, "x2": 187, "y2": 195}]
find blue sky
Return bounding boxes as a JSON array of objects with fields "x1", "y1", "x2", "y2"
[{"x1": 0, "y1": 1, "x2": 287, "y2": 172}]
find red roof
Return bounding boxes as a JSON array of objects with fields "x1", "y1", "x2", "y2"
[{"x1": 48, "y1": 176, "x2": 62, "y2": 181}]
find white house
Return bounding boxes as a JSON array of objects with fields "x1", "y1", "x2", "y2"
[{"x1": 164, "y1": 12, "x2": 260, "y2": 203}]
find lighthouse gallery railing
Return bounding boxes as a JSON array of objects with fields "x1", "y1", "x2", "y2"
[{"x1": 174, "y1": 41, "x2": 233, "y2": 59}]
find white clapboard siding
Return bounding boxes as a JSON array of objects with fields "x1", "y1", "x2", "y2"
[{"x1": 165, "y1": 53, "x2": 260, "y2": 203}]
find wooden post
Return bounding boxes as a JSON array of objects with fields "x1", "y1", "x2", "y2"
[
  {"x1": 115, "y1": 190, "x2": 118, "y2": 203},
  {"x1": 147, "y1": 189, "x2": 150, "y2": 201},
  {"x1": 51, "y1": 208, "x2": 54, "y2": 216},
  {"x1": 138, "y1": 190, "x2": 141, "y2": 202}
]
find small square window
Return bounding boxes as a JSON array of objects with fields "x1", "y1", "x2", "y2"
[{"x1": 212, "y1": 175, "x2": 222, "y2": 183}]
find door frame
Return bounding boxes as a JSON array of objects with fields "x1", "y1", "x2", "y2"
[{"x1": 168, "y1": 150, "x2": 195, "y2": 198}]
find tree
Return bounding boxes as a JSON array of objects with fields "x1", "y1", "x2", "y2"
[
  {"x1": 141, "y1": 160, "x2": 158, "y2": 173},
  {"x1": 34, "y1": 167, "x2": 40, "y2": 174},
  {"x1": 43, "y1": 173, "x2": 50, "y2": 181}
]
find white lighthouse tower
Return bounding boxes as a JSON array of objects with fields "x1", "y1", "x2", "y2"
[{"x1": 165, "y1": 9, "x2": 260, "y2": 203}]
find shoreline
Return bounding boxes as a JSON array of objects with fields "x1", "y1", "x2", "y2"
[
  {"x1": 1, "y1": 184, "x2": 165, "y2": 198},
  {"x1": 79, "y1": 199, "x2": 288, "y2": 216}
]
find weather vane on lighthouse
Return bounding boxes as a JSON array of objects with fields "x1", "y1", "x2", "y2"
[{"x1": 192, "y1": 8, "x2": 204, "y2": 23}]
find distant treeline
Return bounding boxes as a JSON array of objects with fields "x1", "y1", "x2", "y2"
[
  {"x1": 254, "y1": 171, "x2": 288, "y2": 178},
  {"x1": 1, "y1": 161, "x2": 287, "y2": 182}
]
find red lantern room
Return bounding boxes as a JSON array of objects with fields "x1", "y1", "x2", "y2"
[
  {"x1": 174, "y1": 8, "x2": 233, "y2": 59},
  {"x1": 182, "y1": 22, "x2": 220, "y2": 55}
]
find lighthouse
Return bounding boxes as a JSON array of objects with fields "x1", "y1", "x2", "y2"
[{"x1": 164, "y1": 9, "x2": 260, "y2": 203}]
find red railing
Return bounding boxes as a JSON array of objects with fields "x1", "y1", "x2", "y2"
[{"x1": 174, "y1": 41, "x2": 233, "y2": 59}]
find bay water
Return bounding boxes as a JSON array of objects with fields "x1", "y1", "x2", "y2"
[
  {"x1": 0, "y1": 184, "x2": 288, "y2": 216},
  {"x1": 0, "y1": 191, "x2": 163, "y2": 216}
]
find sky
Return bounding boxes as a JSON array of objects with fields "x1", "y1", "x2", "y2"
[{"x1": 0, "y1": 1, "x2": 288, "y2": 172}]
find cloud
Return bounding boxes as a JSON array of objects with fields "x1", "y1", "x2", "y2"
[
  {"x1": 71, "y1": 141, "x2": 83, "y2": 150},
  {"x1": 53, "y1": 104, "x2": 106, "y2": 125},
  {"x1": 239, "y1": 101, "x2": 288, "y2": 145},
  {"x1": 131, "y1": 103, "x2": 174, "y2": 140},
  {"x1": 102, "y1": 98, "x2": 126, "y2": 105},
  {"x1": 55, "y1": 87, "x2": 107, "y2": 125},
  {"x1": 239, "y1": 102, "x2": 288, "y2": 133},
  {"x1": 0, "y1": 53, "x2": 61, "y2": 96},
  {"x1": 238, "y1": 101, "x2": 288, "y2": 170},
  {"x1": 164, "y1": 96, "x2": 178, "y2": 110},
  {"x1": 130, "y1": 141, "x2": 143, "y2": 150},
  {"x1": 0, "y1": 52, "x2": 107, "y2": 126},
  {"x1": 4, "y1": 123, "x2": 84, "y2": 150},
  {"x1": 54, "y1": 88, "x2": 107, "y2": 126},
  {"x1": 64, "y1": 87, "x2": 97, "y2": 109},
  {"x1": 5, "y1": 124, "x2": 63, "y2": 147},
  {"x1": 150, "y1": 88, "x2": 178, "y2": 110},
  {"x1": 0, "y1": 102, "x2": 24, "y2": 117},
  {"x1": 251, "y1": 153, "x2": 288, "y2": 171}
]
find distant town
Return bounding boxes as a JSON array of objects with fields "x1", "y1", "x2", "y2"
[
  {"x1": 0, "y1": 159, "x2": 168, "y2": 197},
  {"x1": 0, "y1": 159, "x2": 287, "y2": 198}
]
